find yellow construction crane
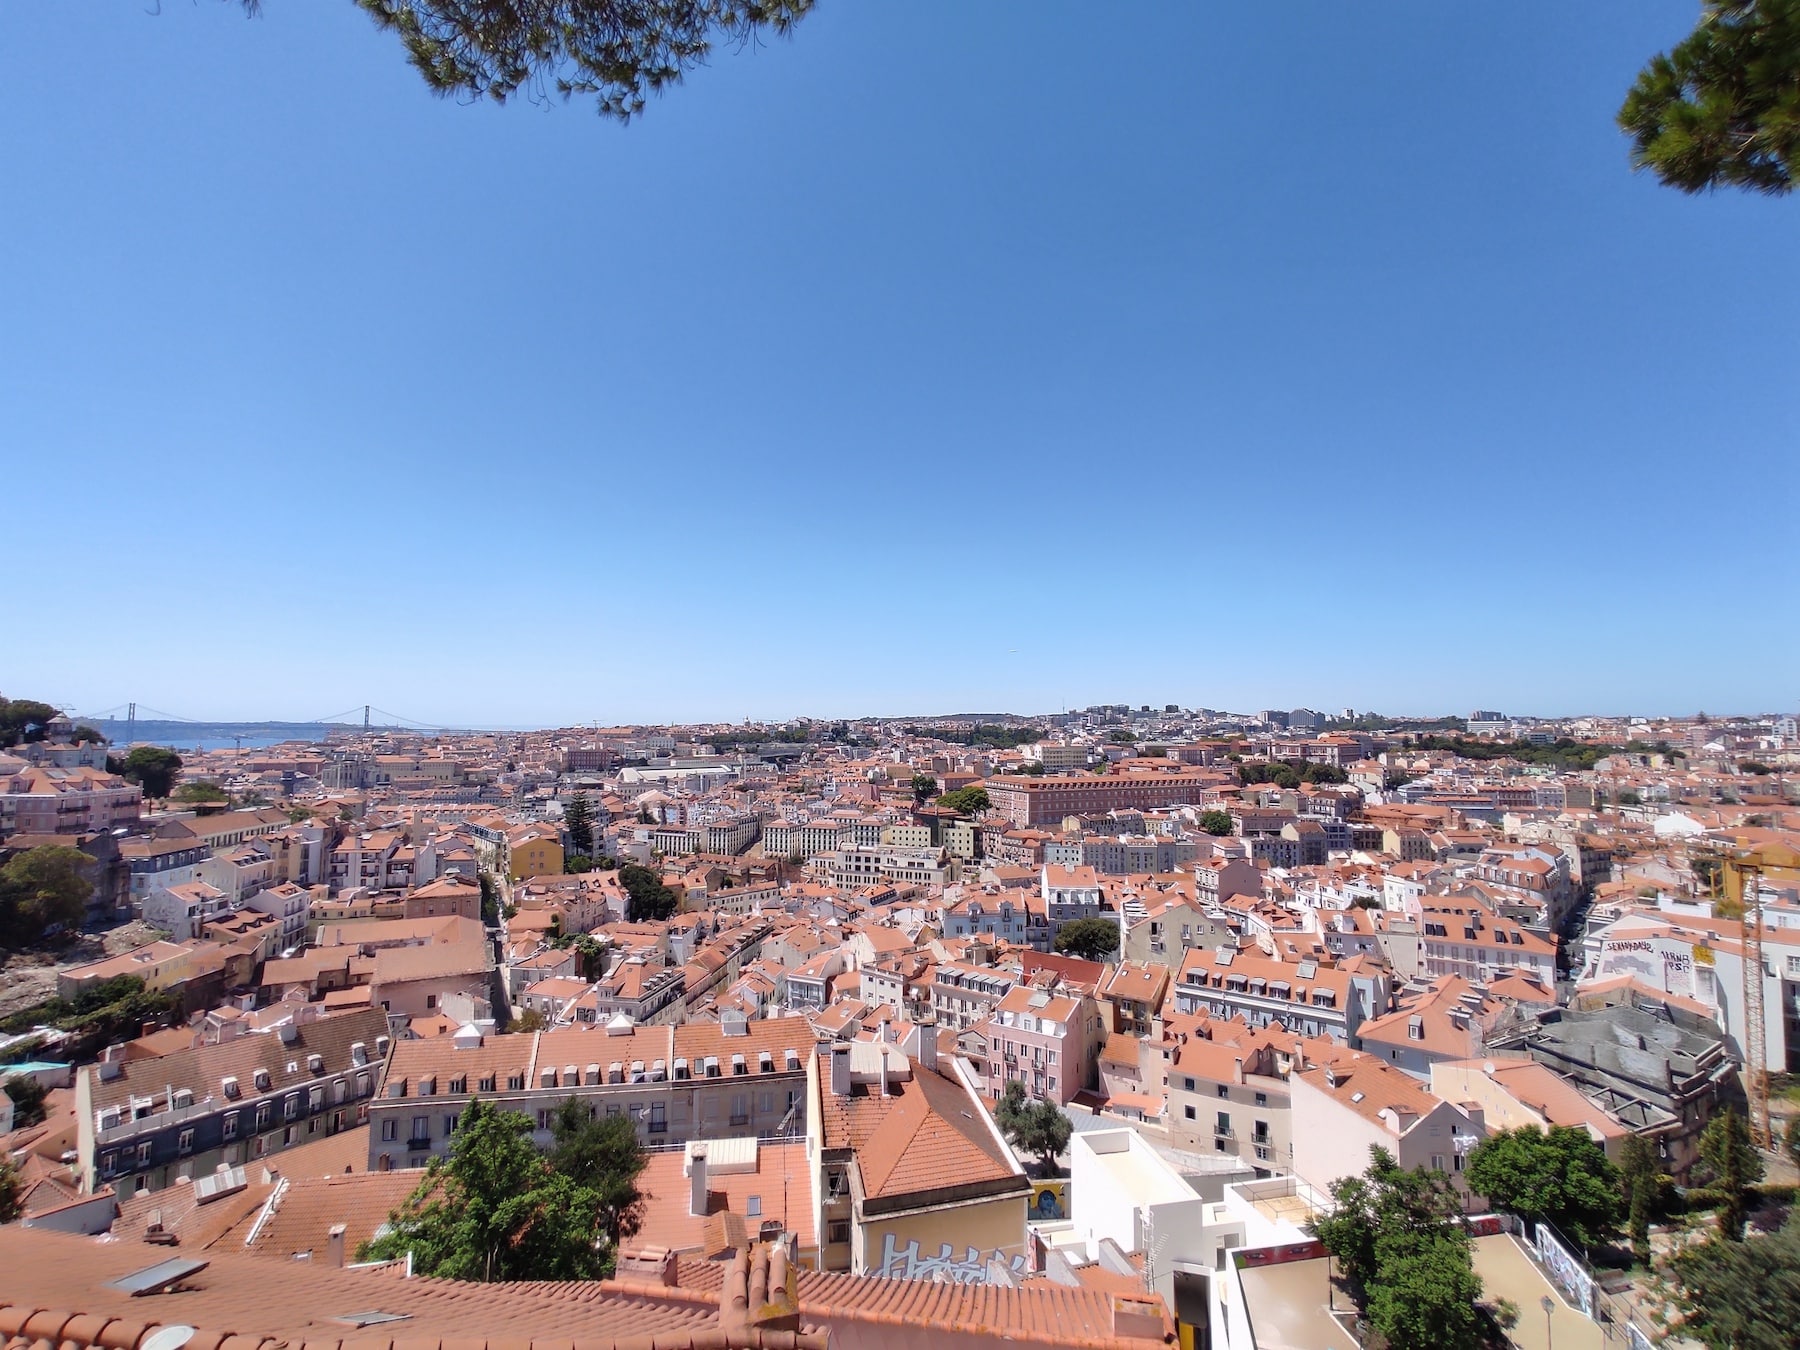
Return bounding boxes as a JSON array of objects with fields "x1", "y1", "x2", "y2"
[{"x1": 1705, "y1": 842, "x2": 1800, "y2": 1149}]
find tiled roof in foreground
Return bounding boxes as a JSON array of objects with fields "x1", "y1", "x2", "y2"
[{"x1": 0, "y1": 1227, "x2": 1172, "y2": 1350}]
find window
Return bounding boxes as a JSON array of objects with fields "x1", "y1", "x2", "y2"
[
  {"x1": 1431, "y1": 1154, "x2": 1446, "y2": 1171},
  {"x1": 284, "y1": 1095, "x2": 299, "y2": 1120},
  {"x1": 411, "y1": 1115, "x2": 428, "y2": 1141},
  {"x1": 178, "y1": 1128, "x2": 194, "y2": 1154},
  {"x1": 1184, "y1": 1105, "x2": 1196, "y2": 1121},
  {"x1": 1216, "y1": 1084, "x2": 1229, "y2": 1098},
  {"x1": 1183, "y1": 1077, "x2": 1195, "y2": 1092},
  {"x1": 223, "y1": 1114, "x2": 238, "y2": 1140},
  {"x1": 537, "y1": 1109, "x2": 554, "y2": 1130},
  {"x1": 828, "y1": 1220, "x2": 850, "y2": 1244},
  {"x1": 444, "y1": 1113, "x2": 459, "y2": 1136},
  {"x1": 381, "y1": 1118, "x2": 398, "y2": 1142},
  {"x1": 1216, "y1": 1112, "x2": 1230, "y2": 1134}
]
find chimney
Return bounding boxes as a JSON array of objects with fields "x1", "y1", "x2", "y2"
[
  {"x1": 829, "y1": 1043, "x2": 851, "y2": 1097},
  {"x1": 689, "y1": 1146, "x2": 709, "y2": 1218},
  {"x1": 1111, "y1": 1296, "x2": 1167, "y2": 1343},
  {"x1": 326, "y1": 1223, "x2": 346, "y2": 1268},
  {"x1": 616, "y1": 1245, "x2": 680, "y2": 1286}
]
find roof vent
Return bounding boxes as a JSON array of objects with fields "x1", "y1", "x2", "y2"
[
  {"x1": 308, "y1": 1053, "x2": 324, "y2": 1074},
  {"x1": 278, "y1": 1024, "x2": 300, "y2": 1045}
]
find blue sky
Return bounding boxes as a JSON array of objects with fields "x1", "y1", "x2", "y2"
[{"x1": 2, "y1": 2, "x2": 1794, "y2": 726}]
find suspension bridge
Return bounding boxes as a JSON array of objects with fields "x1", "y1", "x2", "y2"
[{"x1": 67, "y1": 701, "x2": 470, "y2": 745}]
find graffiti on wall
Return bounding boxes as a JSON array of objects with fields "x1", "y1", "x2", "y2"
[
  {"x1": 1535, "y1": 1222, "x2": 1595, "y2": 1318},
  {"x1": 875, "y1": 1232, "x2": 1029, "y2": 1283}
]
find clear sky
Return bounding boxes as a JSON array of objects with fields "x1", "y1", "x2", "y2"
[{"x1": 2, "y1": 2, "x2": 1794, "y2": 727}]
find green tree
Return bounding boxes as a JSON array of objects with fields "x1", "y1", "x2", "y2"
[
  {"x1": 564, "y1": 853, "x2": 595, "y2": 874},
  {"x1": 228, "y1": 0, "x2": 822, "y2": 124},
  {"x1": 1620, "y1": 1132, "x2": 1659, "y2": 1265},
  {"x1": 1316, "y1": 1147, "x2": 1464, "y2": 1284},
  {"x1": 1018, "y1": 760, "x2": 1046, "y2": 776},
  {"x1": 619, "y1": 863, "x2": 679, "y2": 922},
  {"x1": 1699, "y1": 1107, "x2": 1764, "y2": 1241},
  {"x1": 109, "y1": 745, "x2": 183, "y2": 799},
  {"x1": 5, "y1": 1073, "x2": 48, "y2": 1128},
  {"x1": 564, "y1": 793, "x2": 594, "y2": 857},
  {"x1": 1365, "y1": 1234, "x2": 1482, "y2": 1350},
  {"x1": 1197, "y1": 809, "x2": 1234, "y2": 836},
  {"x1": 1784, "y1": 1114, "x2": 1800, "y2": 1172},
  {"x1": 911, "y1": 773, "x2": 938, "y2": 800},
  {"x1": 1672, "y1": 1208, "x2": 1800, "y2": 1349},
  {"x1": 172, "y1": 780, "x2": 229, "y2": 804},
  {"x1": 1053, "y1": 917, "x2": 1120, "y2": 961},
  {"x1": 1464, "y1": 1125, "x2": 1623, "y2": 1247},
  {"x1": 995, "y1": 1080, "x2": 1071, "y2": 1176},
  {"x1": 548, "y1": 1096, "x2": 647, "y2": 1250},
  {"x1": 936, "y1": 787, "x2": 991, "y2": 816},
  {"x1": 359, "y1": 1098, "x2": 606, "y2": 1279},
  {"x1": 0, "y1": 699, "x2": 61, "y2": 748},
  {"x1": 508, "y1": 1008, "x2": 547, "y2": 1034},
  {"x1": 478, "y1": 871, "x2": 501, "y2": 924},
  {"x1": 570, "y1": 934, "x2": 606, "y2": 979},
  {"x1": 0, "y1": 1154, "x2": 20, "y2": 1224},
  {"x1": 1315, "y1": 1146, "x2": 1481, "y2": 1350},
  {"x1": 1619, "y1": 1, "x2": 1800, "y2": 196},
  {"x1": 0, "y1": 845, "x2": 95, "y2": 944}
]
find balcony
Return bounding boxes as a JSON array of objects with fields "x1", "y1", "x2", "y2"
[
  {"x1": 729, "y1": 1114, "x2": 750, "y2": 1127},
  {"x1": 406, "y1": 1136, "x2": 432, "y2": 1152}
]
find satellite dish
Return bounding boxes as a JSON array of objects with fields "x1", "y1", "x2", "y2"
[{"x1": 143, "y1": 1328, "x2": 196, "y2": 1350}]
